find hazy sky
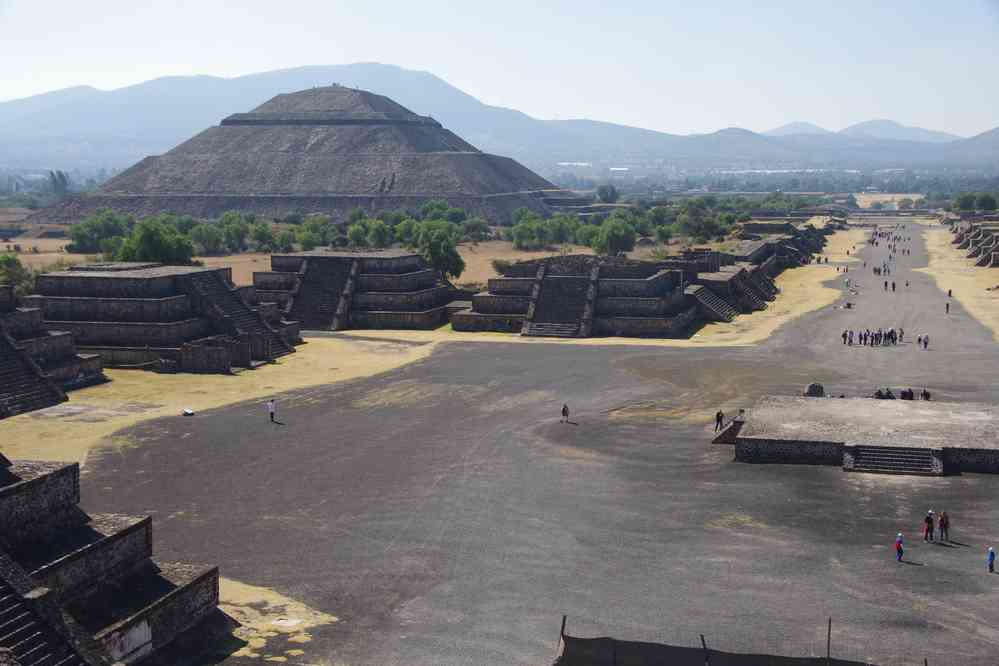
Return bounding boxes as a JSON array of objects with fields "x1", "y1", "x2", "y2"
[{"x1": 2, "y1": 0, "x2": 997, "y2": 136}]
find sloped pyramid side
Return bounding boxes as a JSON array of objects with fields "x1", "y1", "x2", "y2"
[{"x1": 32, "y1": 85, "x2": 566, "y2": 223}]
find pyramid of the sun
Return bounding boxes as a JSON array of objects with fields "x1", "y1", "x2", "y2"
[{"x1": 39, "y1": 85, "x2": 562, "y2": 222}]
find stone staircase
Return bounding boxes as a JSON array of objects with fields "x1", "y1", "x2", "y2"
[
  {"x1": 849, "y1": 446, "x2": 939, "y2": 476},
  {"x1": 188, "y1": 272, "x2": 292, "y2": 358},
  {"x1": 732, "y1": 275, "x2": 767, "y2": 311},
  {"x1": 0, "y1": 333, "x2": 65, "y2": 420},
  {"x1": 685, "y1": 285, "x2": 737, "y2": 323},
  {"x1": 749, "y1": 271, "x2": 778, "y2": 299},
  {"x1": 521, "y1": 322, "x2": 580, "y2": 338},
  {"x1": 0, "y1": 578, "x2": 87, "y2": 666},
  {"x1": 289, "y1": 260, "x2": 350, "y2": 330}
]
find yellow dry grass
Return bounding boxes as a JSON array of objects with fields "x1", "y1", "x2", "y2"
[
  {"x1": 854, "y1": 193, "x2": 922, "y2": 209},
  {"x1": 2, "y1": 337, "x2": 435, "y2": 464},
  {"x1": 915, "y1": 228, "x2": 999, "y2": 341},
  {"x1": 821, "y1": 228, "x2": 868, "y2": 263},
  {"x1": 196, "y1": 252, "x2": 271, "y2": 286},
  {"x1": 220, "y1": 577, "x2": 337, "y2": 660},
  {"x1": 456, "y1": 240, "x2": 594, "y2": 288}
]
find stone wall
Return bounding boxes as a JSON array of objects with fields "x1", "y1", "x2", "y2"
[
  {"x1": 350, "y1": 308, "x2": 448, "y2": 329},
  {"x1": 21, "y1": 295, "x2": 192, "y2": 323},
  {"x1": 597, "y1": 270, "x2": 676, "y2": 298},
  {"x1": 79, "y1": 346, "x2": 175, "y2": 368},
  {"x1": 52, "y1": 319, "x2": 212, "y2": 347},
  {"x1": 1, "y1": 308, "x2": 43, "y2": 338},
  {"x1": 353, "y1": 287, "x2": 443, "y2": 311},
  {"x1": 32, "y1": 518, "x2": 153, "y2": 601},
  {"x1": 253, "y1": 271, "x2": 299, "y2": 291},
  {"x1": 36, "y1": 274, "x2": 178, "y2": 299},
  {"x1": 357, "y1": 269, "x2": 437, "y2": 292},
  {"x1": 734, "y1": 438, "x2": 843, "y2": 465},
  {"x1": 0, "y1": 464, "x2": 80, "y2": 547},
  {"x1": 592, "y1": 306, "x2": 701, "y2": 338},
  {"x1": 450, "y1": 310, "x2": 524, "y2": 332},
  {"x1": 471, "y1": 294, "x2": 530, "y2": 314},
  {"x1": 942, "y1": 448, "x2": 999, "y2": 474},
  {"x1": 486, "y1": 278, "x2": 535, "y2": 296}
]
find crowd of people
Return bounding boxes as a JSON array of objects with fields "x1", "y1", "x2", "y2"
[{"x1": 842, "y1": 327, "x2": 903, "y2": 346}]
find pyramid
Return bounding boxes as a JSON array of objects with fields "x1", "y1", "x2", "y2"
[{"x1": 37, "y1": 86, "x2": 564, "y2": 223}]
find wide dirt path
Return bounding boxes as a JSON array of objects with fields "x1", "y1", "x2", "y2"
[{"x1": 81, "y1": 222, "x2": 999, "y2": 665}]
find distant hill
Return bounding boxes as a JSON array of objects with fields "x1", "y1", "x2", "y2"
[
  {"x1": 764, "y1": 122, "x2": 832, "y2": 137},
  {"x1": 840, "y1": 119, "x2": 962, "y2": 144},
  {"x1": 0, "y1": 63, "x2": 995, "y2": 173}
]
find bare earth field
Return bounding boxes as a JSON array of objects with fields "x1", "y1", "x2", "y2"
[
  {"x1": 456, "y1": 240, "x2": 594, "y2": 288},
  {"x1": 198, "y1": 252, "x2": 272, "y2": 285}
]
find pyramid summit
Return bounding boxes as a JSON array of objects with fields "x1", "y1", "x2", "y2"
[{"x1": 38, "y1": 85, "x2": 564, "y2": 223}]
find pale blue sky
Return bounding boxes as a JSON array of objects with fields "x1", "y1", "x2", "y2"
[{"x1": 2, "y1": 0, "x2": 997, "y2": 135}]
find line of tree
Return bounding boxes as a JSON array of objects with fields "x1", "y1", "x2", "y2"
[
  {"x1": 950, "y1": 192, "x2": 998, "y2": 212},
  {"x1": 65, "y1": 199, "x2": 481, "y2": 280}
]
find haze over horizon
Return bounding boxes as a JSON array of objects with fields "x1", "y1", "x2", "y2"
[{"x1": 2, "y1": 0, "x2": 998, "y2": 137}]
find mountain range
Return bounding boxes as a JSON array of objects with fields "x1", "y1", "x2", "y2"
[{"x1": 1, "y1": 63, "x2": 996, "y2": 174}]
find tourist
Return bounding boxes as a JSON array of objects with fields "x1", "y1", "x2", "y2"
[
  {"x1": 989, "y1": 547, "x2": 995, "y2": 574},
  {"x1": 923, "y1": 335, "x2": 929, "y2": 350},
  {"x1": 948, "y1": 288, "x2": 952, "y2": 298},
  {"x1": 917, "y1": 334, "x2": 923, "y2": 348},
  {"x1": 924, "y1": 511, "x2": 935, "y2": 542},
  {"x1": 946, "y1": 302, "x2": 950, "y2": 314},
  {"x1": 842, "y1": 330, "x2": 848, "y2": 345},
  {"x1": 267, "y1": 398, "x2": 276, "y2": 423},
  {"x1": 891, "y1": 281, "x2": 896, "y2": 292},
  {"x1": 938, "y1": 511, "x2": 950, "y2": 542},
  {"x1": 921, "y1": 388, "x2": 932, "y2": 401},
  {"x1": 896, "y1": 533, "x2": 904, "y2": 562},
  {"x1": 561, "y1": 403, "x2": 570, "y2": 424},
  {"x1": 884, "y1": 280, "x2": 888, "y2": 291},
  {"x1": 898, "y1": 328, "x2": 904, "y2": 343},
  {"x1": 715, "y1": 410, "x2": 724, "y2": 432}
]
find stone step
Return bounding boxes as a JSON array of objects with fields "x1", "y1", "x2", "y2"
[
  {"x1": 522, "y1": 322, "x2": 580, "y2": 338},
  {"x1": 0, "y1": 577, "x2": 85, "y2": 666},
  {"x1": 850, "y1": 445, "x2": 939, "y2": 476}
]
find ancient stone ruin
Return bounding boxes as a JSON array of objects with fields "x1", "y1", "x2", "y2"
[
  {"x1": 34, "y1": 85, "x2": 577, "y2": 224},
  {"x1": 23, "y1": 262, "x2": 300, "y2": 373},
  {"x1": 0, "y1": 453, "x2": 219, "y2": 663},
  {"x1": 252, "y1": 249, "x2": 453, "y2": 330},
  {"x1": 951, "y1": 217, "x2": 999, "y2": 267},
  {"x1": 0, "y1": 285, "x2": 103, "y2": 420},
  {"x1": 453, "y1": 225, "x2": 829, "y2": 338}
]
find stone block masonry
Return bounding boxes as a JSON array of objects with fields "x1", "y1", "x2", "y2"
[
  {"x1": 0, "y1": 457, "x2": 221, "y2": 664},
  {"x1": 254, "y1": 250, "x2": 452, "y2": 331},
  {"x1": 26, "y1": 263, "x2": 301, "y2": 374}
]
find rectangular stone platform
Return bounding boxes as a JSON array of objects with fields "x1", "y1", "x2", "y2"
[{"x1": 728, "y1": 396, "x2": 999, "y2": 475}]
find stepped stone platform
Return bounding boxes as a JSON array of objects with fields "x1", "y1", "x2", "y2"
[
  {"x1": 950, "y1": 219, "x2": 999, "y2": 267},
  {"x1": 23, "y1": 262, "x2": 300, "y2": 374},
  {"x1": 0, "y1": 454, "x2": 219, "y2": 664},
  {"x1": 0, "y1": 285, "x2": 102, "y2": 420},
  {"x1": 453, "y1": 223, "x2": 829, "y2": 338},
  {"x1": 720, "y1": 395, "x2": 999, "y2": 476},
  {"x1": 252, "y1": 250, "x2": 451, "y2": 331}
]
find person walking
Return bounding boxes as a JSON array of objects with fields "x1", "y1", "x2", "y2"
[
  {"x1": 892, "y1": 281, "x2": 896, "y2": 292},
  {"x1": 939, "y1": 511, "x2": 950, "y2": 542},
  {"x1": 948, "y1": 288, "x2": 952, "y2": 298},
  {"x1": 842, "y1": 330, "x2": 848, "y2": 345},
  {"x1": 923, "y1": 334, "x2": 930, "y2": 350},
  {"x1": 267, "y1": 398, "x2": 276, "y2": 423},
  {"x1": 884, "y1": 280, "x2": 888, "y2": 291},
  {"x1": 917, "y1": 334, "x2": 923, "y2": 348},
  {"x1": 896, "y1": 533, "x2": 904, "y2": 562},
  {"x1": 715, "y1": 410, "x2": 725, "y2": 432},
  {"x1": 989, "y1": 547, "x2": 996, "y2": 573},
  {"x1": 946, "y1": 302, "x2": 950, "y2": 314},
  {"x1": 561, "y1": 404, "x2": 570, "y2": 423},
  {"x1": 924, "y1": 511, "x2": 935, "y2": 542}
]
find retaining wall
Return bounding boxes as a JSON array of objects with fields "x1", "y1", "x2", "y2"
[
  {"x1": 734, "y1": 438, "x2": 843, "y2": 465},
  {"x1": 47, "y1": 318, "x2": 213, "y2": 347},
  {"x1": 21, "y1": 295, "x2": 192, "y2": 323}
]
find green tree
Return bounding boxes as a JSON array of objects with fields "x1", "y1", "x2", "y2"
[
  {"x1": 116, "y1": 218, "x2": 195, "y2": 264},
  {"x1": 897, "y1": 198, "x2": 914, "y2": 210},
  {"x1": 346, "y1": 208, "x2": 367, "y2": 225},
  {"x1": 347, "y1": 223, "x2": 368, "y2": 246},
  {"x1": 251, "y1": 222, "x2": 276, "y2": 251},
  {"x1": 394, "y1": 218, "x2": 419, "y2": 245},
  {"x1": 365, "y1": 219, "x2": 393, "y2": 248},
  {"x1": 596, "y1": 184, "x2": 619, "y2": 203},
  {"x1": 276, "y1": 229, "x2": 296, "y2": 252},
  {"x1": 190, "y1": 224, "x2": 225, "y2": 255},
  {"x1": 592, "y1": 217, "x2": 636, "y2": 255},
  {"x1": 977, "y1": 193, "x2": 997, "y2": 211},
  {"x1": 461, "y1": 217, "x2": 491, "y2": 241},
  {"x1": 297, "y1": 230, "x2": 321, "y2": 251},
  {"x1": 218, "y1": 211, "x2": 250, "y2": 252},
  {"x1": 955, "y1": 193, "x2": 977, "y2": 211},
  {"x1": 545, "y1": 213, "x2": 579, "y2": 244},
  {"x1": 417, "y1": 225, "x2": 465, "y2": 281},
  {"x1": 654, "y1": 224, "x2": 673, "y2": 244},
  {"x1": 573, "y1": 223, "x2": 599, "y2": 247},
  {"x1": 420, "y1": 199, "x2": 450, "y2": 221},
  {"x1": 68, "y1": 208, "x2": 132, "y2": 253},
  {"x1": 0, "y1": 254, "x2": 33, "y2": 296}
]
